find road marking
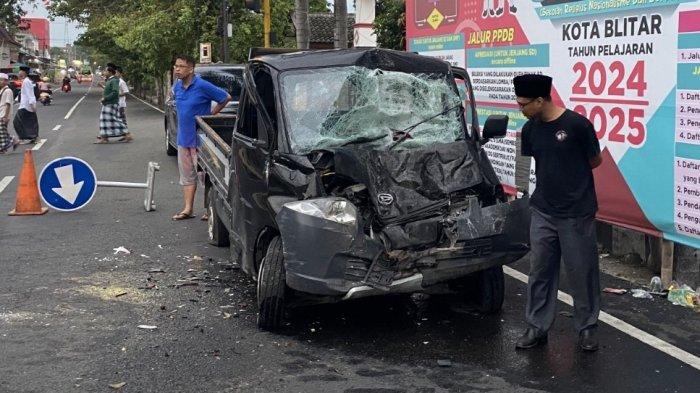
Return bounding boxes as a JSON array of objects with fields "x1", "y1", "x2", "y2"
[
  {"x1": 129, "y1": 93, "x2": 165, "y2": 114},
  {"x1": 32, "y1": 139, "x2": 47, "y2": 151},
  {"x1": 503, "y1": 266, "x2": 700, "y2": 371},
  {"x1": 52, "y1": 125, "x2": 62, "y2": 131},
  {"x1": 64, "y1": 96, "x2": 86, "y2": 120},
  {"x1": 0, "y1": 176, "x2": 14, "y2": 195}
]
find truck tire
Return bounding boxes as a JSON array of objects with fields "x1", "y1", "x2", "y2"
[
  {"x1": 165, "y1": 119, "x2": 177, "y2": 156},
  {"x1": 256, "y1": 236, "x2": 287, "y2": 331},
  {"x1": 207, "y1": 188, "x2": 229, "y2": 247},
  {"x1": 472, "y1": 265, "x2": 505, "y2": 314}
]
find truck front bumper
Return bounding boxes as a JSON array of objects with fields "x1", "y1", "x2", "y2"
[{"x1": 277, "y1": 197, "x2": 530, "y2": 298}]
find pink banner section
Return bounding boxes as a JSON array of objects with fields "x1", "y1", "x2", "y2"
[{"x1": 679, "y1": 9, "x2": 700, "y2": 33}]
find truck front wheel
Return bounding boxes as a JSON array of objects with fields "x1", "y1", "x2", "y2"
[
  {"x1": 256, "y1": 236, "x2": 287, "y2": 331},
  {"x1": 471, "y1": 265, "x2": 505, "y2": 314}
]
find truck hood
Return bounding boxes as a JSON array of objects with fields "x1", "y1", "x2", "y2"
[{"x1": 321, "y1": 141, "x2": 483, "y2": 223}]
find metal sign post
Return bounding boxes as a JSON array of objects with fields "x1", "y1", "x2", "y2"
[{"x1": 96, "y1": 162, "x2": 160, "y2": 212}]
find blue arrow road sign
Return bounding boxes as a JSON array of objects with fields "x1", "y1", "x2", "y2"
[{"x1": 39, "y1": 157, "x2": 97, "y2": 211}]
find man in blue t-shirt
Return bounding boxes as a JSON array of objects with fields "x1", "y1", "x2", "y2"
[{"x1": 171, "y1": 54, "x2": 231, "y2": 220}]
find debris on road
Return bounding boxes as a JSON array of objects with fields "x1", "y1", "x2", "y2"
[
  {"x1": 437, "y1": 359, "x2": 453, "y2": 367},
  {"x1": 137, "y1": 325, "x2": 158, "y2": 330},
  {"x1": 223, "y1": 312, "x2": 232, "y2": 319},
  {"x1": 631, "y1": 289, "x2": 653, "y2": 299},
  {"x1": 148, "y1": 268, "x2": 166, "y2": 273},
  {"x1": 113, "y1": 246, "x2": 131, "y2": 255},
  {"x1": 649, "y1": 276, "x2": 663, "y2": 293},
  {"x1": 115, "y1": 292, "x2": 128, "y2": 298},
  {"x1": 667, "y1": 282, "x2": 697, "y2": 308},
  {"x1": 109, "y1": 382, "x2": 126, "y2": 389},
  {"x1": 603, "y1": 288, "x2": 627, "y2": 295}
]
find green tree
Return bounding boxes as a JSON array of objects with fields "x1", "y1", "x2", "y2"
[{"x1": 374, "y1": 0, "x2": 406, "y2": 51}]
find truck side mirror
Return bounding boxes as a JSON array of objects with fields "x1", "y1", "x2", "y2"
[{"x1": 482, "y1": 115, "x2": 508, "y2": 142}]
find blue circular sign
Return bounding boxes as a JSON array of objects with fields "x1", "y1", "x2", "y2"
[{"x1": 39, "y1": 157, "x2": 97, "y2": 211}]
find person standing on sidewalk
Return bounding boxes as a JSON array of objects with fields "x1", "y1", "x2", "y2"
[
  {"x1": 513, "y1": 74, "x2": 604, "y2": 352},
  {"x1": 171, "y1": 54, "x2": 231, "y2": 221},
  {"x1": 13, "y1": 66, "x2": 39, "y2": 144},
  {"x1": 0, "y1": 73, "x2": 19, "y2": 153},
  {"x1": 95, "y1": 65, "x2": 131, "y2": 144},
  {"x1": 115, "y1": 66, "x2": 129, "y2": 126}
]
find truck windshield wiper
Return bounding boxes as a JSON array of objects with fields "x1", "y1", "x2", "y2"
[{"x1": 388, "y1": 103, "x2": 462, "y2": 150}]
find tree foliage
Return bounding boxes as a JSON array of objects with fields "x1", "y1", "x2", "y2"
[
  {"x1": 1, "y1": 0, "x2": 35, "y2": 30},
  {"x1": 47, "y1": 0, "x2": 330, "y2": 101},
  {"x1": 374, "y1": 0, "x2": 406, "y2": 51}
]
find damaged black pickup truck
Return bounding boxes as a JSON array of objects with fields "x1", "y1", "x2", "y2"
[{"x1": 196, "y1": 48, "x2": 530, "y2": 331}]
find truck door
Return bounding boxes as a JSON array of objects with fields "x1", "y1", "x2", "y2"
[{"x1": 230, "y1": 65, "x2": 276, "y2": 273}]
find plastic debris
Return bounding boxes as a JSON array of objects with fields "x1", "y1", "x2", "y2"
[
  {"x1": 113, "y1": 246, "x2": 130, "y2": 255},
  {"x1": 603, "y1": 288, "x2": 627, "y2": 295},
  {"x1": 667, "y1": 282, "x2": 697, "y2": 308},
  {"x1": 137, "y1": 325, "x2": 158, "y2": 330},
  {"x1": 631, "y1": 289, "x2": 653, "y2": 299},
  {"x1": 109, "y1": 382, "x2": 126, "y2": 389},
  {"x1": 649, "y1": 276, "x2": 663, "y2": 293}
]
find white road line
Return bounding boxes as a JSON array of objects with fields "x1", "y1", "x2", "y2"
[
  {"x1": 52, "y1": 124, "x2": 62, "y2": 131},
  {"x1": 129, "y1": 93, "x2": 165, "y2": 114},
  {"x1": 31, "y1": 139, "x2": 47, "y2": 151},
  {"x1": 502, "y1": 266, "x2": 700, "y2": 371},
  {"x1": 64, "y1": 96, "x2": 86, "y2": 120},
  {"x1": 0, "y1": 176, "x2": 14, "y2": 195}
]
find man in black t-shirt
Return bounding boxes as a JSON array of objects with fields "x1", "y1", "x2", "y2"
[{"x1": 513, "y1": 74, "x2": 603, "y2": 352}]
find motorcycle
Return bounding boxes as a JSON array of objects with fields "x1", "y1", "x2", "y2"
[
  {"x1": 39, "y1": 90, "x2": 52, "y2": 106},
  {"x1": 61, "y1": 82, "x2": 71, "y2": 93}
]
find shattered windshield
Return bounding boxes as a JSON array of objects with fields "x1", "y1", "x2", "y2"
[{"x1": 280, "y1": 66, "x2": 464, "y2": 154}]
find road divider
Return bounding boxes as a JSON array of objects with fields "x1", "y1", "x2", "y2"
[
  {"x1": 129, "y1": 93, "x2": 165, "y2": 114},
  {"x1": 0, "y1": 176, "x2": 14, "y2": 195},
  {"x1": 64, "y1": 96, "x2": 86, "y2": 120},
  {"x1": 32, "y1": 139, "x2": 47, "y2": 151},
  {"x1": 502, "y1": 265, "x2": 700, "y2": 371}
]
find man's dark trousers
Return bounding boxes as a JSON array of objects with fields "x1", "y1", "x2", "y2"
[{"x1": 526, "y1": 208, "x2": 600, "y2": 333}]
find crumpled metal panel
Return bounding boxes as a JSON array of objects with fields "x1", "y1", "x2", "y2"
[
  {"x1": 277, "y1": 205, "x2": 384, "y2": 294},
  {"x1": 332, "y1": 143, "x2": 482, "y2": 222}
]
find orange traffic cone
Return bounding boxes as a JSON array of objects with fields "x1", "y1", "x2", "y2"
[{"x1": 8, "y1": 150, "x2": 48, "y2": 216}]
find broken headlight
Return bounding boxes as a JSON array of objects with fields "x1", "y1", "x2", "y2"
[{"x1": 283, "y1": 198, "x2": 357, "y2": 226}]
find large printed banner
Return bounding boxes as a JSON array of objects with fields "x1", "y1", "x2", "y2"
[{"x1": 406, "y1": 0, "x2": 700, "y2": 249}]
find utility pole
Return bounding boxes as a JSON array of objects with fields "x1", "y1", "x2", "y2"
[
  {"x1": 334, "y1": 0, "x2": 348, "y2": 49},
  {"x1": 294, "y1": 0, "x2": 310, "y2": 50},
  {"x1": 263, "y1": 0, "x2": 271, "y2": 48},
  {"x1": 221, "y1": 0, "x2": 229, "y2": 62}
]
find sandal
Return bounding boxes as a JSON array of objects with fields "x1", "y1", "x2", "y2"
[
  {"x1": 172, "y1": 212, "x2": 194, "y2": 221},
  {"x1": 117, "y1": 134, "x2": 133, "y2": 143},
  {"x1": 93, "y1": 138, "x2": 109, "y2": 144},
  {"x1": 200, "y1": 213, "x2": 209, "y2": 221}
]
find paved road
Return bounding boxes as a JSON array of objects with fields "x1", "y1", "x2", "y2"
[{"x1": 0, "y1": 84, "x2": 698, "y2": 393}]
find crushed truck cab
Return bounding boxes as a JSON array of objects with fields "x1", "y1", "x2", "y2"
[{"x1": 196, "y1": 48, "x2": 530, "y2": 331}]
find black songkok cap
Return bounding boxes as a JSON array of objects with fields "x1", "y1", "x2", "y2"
[{"x1": 513, "y1": 74, "x2": 553, "y2": 98}]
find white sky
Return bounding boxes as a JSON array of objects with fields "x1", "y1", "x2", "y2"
[{"x1": 21, "y1": 1, "x2": 85, "y2": 48}]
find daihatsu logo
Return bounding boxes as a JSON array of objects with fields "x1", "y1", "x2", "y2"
[{"x1": 377, "y1": 193, "x2": 394, "y2": 206}]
